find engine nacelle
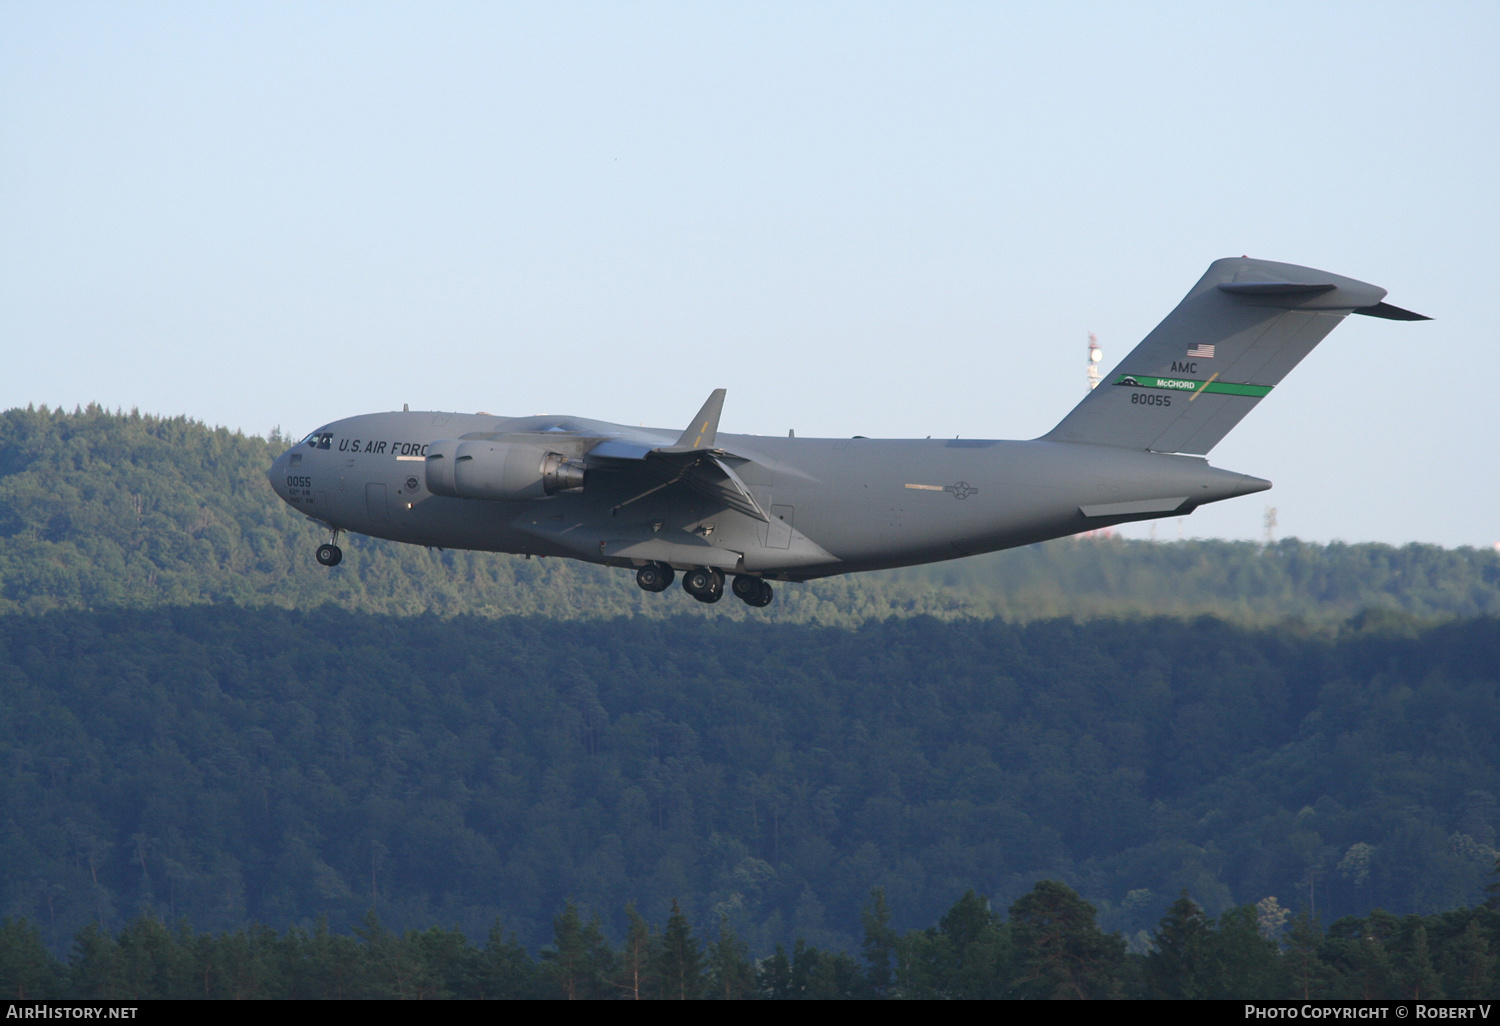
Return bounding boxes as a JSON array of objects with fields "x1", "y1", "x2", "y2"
[{"x1": 425, "y1": 439, "x2": 585, "y2": 501}]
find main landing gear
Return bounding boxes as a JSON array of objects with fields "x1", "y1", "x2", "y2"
[
  {"x1": 681, "y1": 566, "x2": 724, "y2": 604},
  {"x1": 315, "y1": 528, "x2": 343, "y2": 567},
  {"x1": 732, "y1": 574, "x2": 774, "y2": 608},
  {"x1": 633, "y1": 563, "x2": 775, "y2": 607},
  {"x1": 635, "y1": 562, "x2": 675, "y2": 592}
]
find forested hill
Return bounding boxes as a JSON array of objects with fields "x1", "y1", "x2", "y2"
[
  {"x1": 4, "y1": 405, "x2": 1500, "y2": 975},
  {"x1": 3, "y1": 607, "x2": 1499, "y2": 960},
  {"x1": 3, "y1": 404, "x2": 1498, "y2": 624}
]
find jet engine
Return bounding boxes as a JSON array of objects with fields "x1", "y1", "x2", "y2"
[{"x1": 425, "y1": 440, "x2": 585, "y2": 501}]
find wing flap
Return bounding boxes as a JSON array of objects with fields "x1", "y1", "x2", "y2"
[{"x1": 678, "y1": 456, "x2": 770, "y2": 522}]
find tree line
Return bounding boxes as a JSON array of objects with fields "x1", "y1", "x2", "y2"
[{"x1": 4, "y1": 880, "x2": 1498, "y2": 999}]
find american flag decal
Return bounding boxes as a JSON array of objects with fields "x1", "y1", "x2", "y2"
[{"x1": 1186, "y1": 344, "x2": 1215, "y2": 358}]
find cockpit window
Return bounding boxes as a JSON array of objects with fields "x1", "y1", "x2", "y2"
[{"x1": 304, "y1": 431, "x2": 333, "y2": 449}]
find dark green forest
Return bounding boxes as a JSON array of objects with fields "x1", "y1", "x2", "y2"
[
  {"x1": 3, "y1": 604, "x2": 1500, "y2": 962},
  {"x1": 2, "y1": 405, "x2": 1499, "y2": 998}
]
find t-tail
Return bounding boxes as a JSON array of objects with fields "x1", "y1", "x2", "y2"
[{"x1": 1043, "y1": 257, "x2": 1428, "y2": 455}]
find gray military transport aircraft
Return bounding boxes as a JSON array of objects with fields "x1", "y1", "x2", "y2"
[{"x1": 269, "y1": 257, "x2": 1426, "y2": 607}]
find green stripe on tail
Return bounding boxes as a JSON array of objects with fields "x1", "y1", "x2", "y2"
[{"x1": 1114, "y1": 375, "x2": 1273, "y2": 398}]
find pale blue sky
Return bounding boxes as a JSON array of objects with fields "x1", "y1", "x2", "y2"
[{"x1": 3, "y1": 2, "x2": 1496, "y2": 547}]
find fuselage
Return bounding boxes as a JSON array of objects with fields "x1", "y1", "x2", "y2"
[
  {"x1": 268, "y1": 409, "x2": 1268, "y2": 581},
  {"x1": 264, "y1": 258, "x2": 1425, "y2": 598}
]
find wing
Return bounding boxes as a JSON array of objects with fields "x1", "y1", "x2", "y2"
[{"x1": 585, "y1": 389, "x2": 771, "y2": 522}]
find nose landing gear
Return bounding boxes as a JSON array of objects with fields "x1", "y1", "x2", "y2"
[{"x1": 315, "y1": 528, "x2": 343, "y2": 567}]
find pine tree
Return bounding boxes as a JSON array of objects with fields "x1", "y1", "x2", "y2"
[
  {"x1": 1008, "y1": 880, "x2": 1126, "y2": 1000},
  {"x1": 0, "y1": 918, "x2": 65, "y2": 999},
  {"x1": 1402, "y1": 923, "x2": 1444, "y2": 1000},
  {"x1": 937, "y1": 890, "x2": 1010, "y2": 999},
  {"x1": 893, "y1": 928, "x2": 953, "y2": 999},
  {"x1": 759, "y1": 944, "x2": 794, "y2": 1000},
  {"x1": 706, "y1": 915, "x2": 755, "y2": 1000},
  {"x1": 113, "y1": 915, "x2": 197, "y2": 1000},
  {"x1": 1144, "y1": 891, "x2": 1215, "y2": 999},
  {"x1": 861, "y1": 887, "x2": 897, "y2": 996},
  {"x1": 1447, "y1": 919, "x2": 1494, "y2": 1000},
  {"x1": 478, "y1": 920, "x2": 538, "y2": 1000},
  {"x1": 405, "y1": 926, "x2": 476, "y2": 999},
  {"x1": 657, "y1": 899, "x2": 704, "y2": 1000},
  {"x1": 70, "y1": 921, "x2": 124, "y2": 999},
  {"x1": 212, "y1": 925, "x2": 278, "y2": 1000},
  {"x1": 618, "y1": 903, "x2": 657, "y2": 1000},
  {"x1": 296, "y1": 918, "x2": 366, "y2": 999},
  {"x1": 543, "y1": 902, "x2": 614, "y2": 1000},
  {"x1": 793, "y1": 943, "x2": 865, "y2": 999},
  {"x1": 1285, "y1": 912, "x2": 1331, "y2": 1000},
  {"x1": 1213, "y1": 905, "x2": 1284, "y2": 999},
  {"x1": 939, "y1": 889, "x2": 996, "y2": 955},
  {"x1": 1355, "y1": 911, "x2": 1400, "y2": 1001}
]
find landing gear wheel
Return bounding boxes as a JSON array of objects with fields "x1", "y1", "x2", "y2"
[
  {"x1": 316, "y1": 543, "x2": 343, "y2": 567},
  {"x1": 751, "y1": 580, "x2": 774, "y2": 607},
  {"x1": 682, "y1": 566, "x2": 724, "y2": 603},
  {"x1": 733, "y1": 575, "x2": 773, "y2": 607},
  {"x1": 635, "y1": 563, "x2": 675, "y2": 593}
]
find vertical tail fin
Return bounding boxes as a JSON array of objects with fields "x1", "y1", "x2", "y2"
[{"x1": 1043, "y1": 257, "x2": 1427, "y2": 455}]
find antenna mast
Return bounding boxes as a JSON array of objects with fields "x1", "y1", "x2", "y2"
[{"x1": 1086, "y1": 332, "x2": 1103, "y2": 390}]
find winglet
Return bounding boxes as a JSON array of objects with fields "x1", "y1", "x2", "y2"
[
  {"x1": 1353, "y1": 301, "x2": 1431, "y2": 321},
  {"x1": 674, "y1": 389, "x2": 726, "y2": 450}
]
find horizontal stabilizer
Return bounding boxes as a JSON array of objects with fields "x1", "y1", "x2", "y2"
[{"x1": 1079, "y1": 496, "x2": 1188, "y2": 518}]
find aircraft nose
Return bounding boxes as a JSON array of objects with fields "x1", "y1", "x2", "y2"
[{"x1": 268, "y1": 452, "x2": 288, "y2": 499}]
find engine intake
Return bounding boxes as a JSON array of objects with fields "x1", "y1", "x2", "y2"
[{"x1": 425, "y1": 440, "x2": 585, "y2": 501}]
